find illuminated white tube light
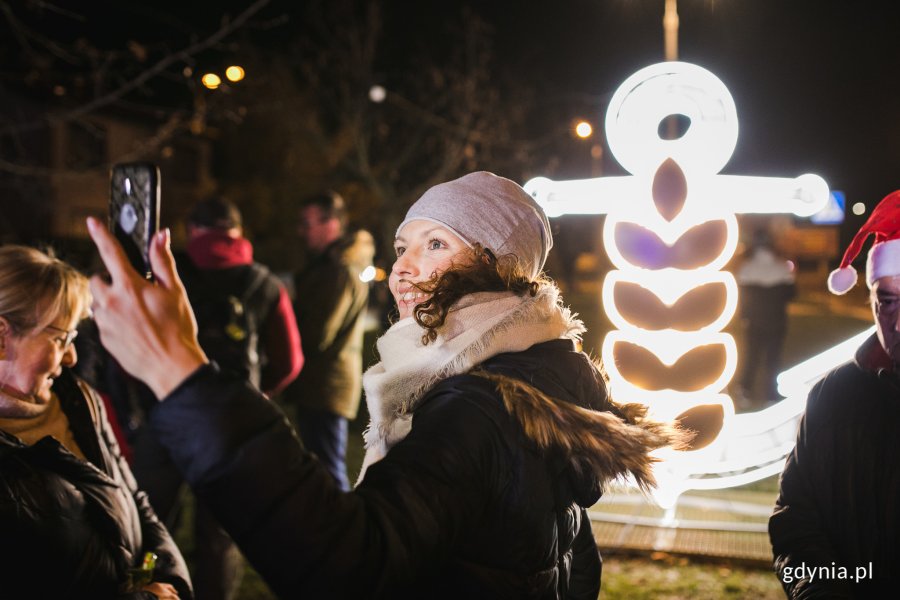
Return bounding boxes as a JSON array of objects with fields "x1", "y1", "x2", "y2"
[{"x1": 522, "y1": 61, "x2": 834, "y2": 505}]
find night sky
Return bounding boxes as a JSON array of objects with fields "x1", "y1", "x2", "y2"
[
  {"x1": 4, "y1": 0, "x2": 900, "y2": 247},
  {"x1": 476, "y1": 0, "x2": 900, "y2": 228},
  {"x1": 324, "y1": 0, "x2": 899, "y2": 241}
]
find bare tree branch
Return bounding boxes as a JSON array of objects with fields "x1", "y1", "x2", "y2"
[{"x1": 0, "y1": 0, "x2": 271, "y2": 135}]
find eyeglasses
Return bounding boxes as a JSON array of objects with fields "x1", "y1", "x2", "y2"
[{"x1": 45, "y1": 324, "x2": 79, "y2": 349}]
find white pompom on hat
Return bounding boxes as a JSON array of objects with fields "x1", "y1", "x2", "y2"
[{"x1": 828, "y1": 190, "x2": 900, "y2": 294}]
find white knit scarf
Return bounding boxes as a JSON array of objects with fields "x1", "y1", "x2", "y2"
[{"x1": 357, "y1": 285, "x2": 583, "y2": 483}]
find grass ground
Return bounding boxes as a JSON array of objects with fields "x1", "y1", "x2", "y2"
[
  {"x1": 220, "y1": 545, "x2": 787, "y2": 599},
  {"x1": 599, "y1": 554, "x2": 783, "y2": 599},
  {"x1": 171, "y1": 300, "x2": 869, "y2": 598}
]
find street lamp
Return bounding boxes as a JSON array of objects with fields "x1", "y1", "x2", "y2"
[
  {"x1": 664, "y1": 0, "x2": 679, "y2": 61},
  {"x1": 201, "y1": 73, "x2": 221, "y2": 90},
  {"x1": 573, "y1": 120, "x2": 603, "y2": 176},
  {"x1": 662, "y1": 0, "x2": 680, "y2": 139},
  {"x1": 575, "y1": 120, "x2": 593, "y2": 138},
  {"x1": 225, "y1": 65, "x2": 245, "y2": 83}
]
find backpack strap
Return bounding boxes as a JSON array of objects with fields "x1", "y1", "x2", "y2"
[{"x1": 237, "y1": 264, "x2": 272, "y2": 306}]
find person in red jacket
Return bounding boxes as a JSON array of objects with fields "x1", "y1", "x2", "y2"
[
  {"x1": 180, "y1": 196, "x2": 303, "y2": 395},
  {"x1": 133, "y1": 195, "x2": 303, "y2": 600}
]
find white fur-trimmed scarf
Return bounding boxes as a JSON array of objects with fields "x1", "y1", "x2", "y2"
[{"x1": 357, "y1": 285, "x2": 584, "y2": 483}]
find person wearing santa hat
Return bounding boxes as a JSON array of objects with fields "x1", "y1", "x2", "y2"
[{"x1": 769, "y1": 190, "x2": 900, "y2": 596}]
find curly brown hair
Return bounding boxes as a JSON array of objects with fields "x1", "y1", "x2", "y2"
[{"x1": 409, "y1": 244, "x2": 546, "y2": 345}]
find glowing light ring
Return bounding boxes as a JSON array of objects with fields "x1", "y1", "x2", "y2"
[
  {"x1": 602, "y1": 270, "x2": 738, "y2": 335},
  {"x1": 605, "y1": 62, "x2": 738, "y2": 176}
]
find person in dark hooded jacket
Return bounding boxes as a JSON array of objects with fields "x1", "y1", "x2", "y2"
[{"x1": 86, "y1": 171, "x2": 685, "y2": 598}]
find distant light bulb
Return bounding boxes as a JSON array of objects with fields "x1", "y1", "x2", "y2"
[
  {"x1": 225, "y1": 66, "x2": 245, "y2": 82},
  {"x1": 575, "y1": 121, "x2": 593, "y2": 138},
  {"x1": 201, "y1": 73, "x2": 221, "y2": 90},
  {"x1": 369, "y1": 85, "x2": 386, "y2": 103}
]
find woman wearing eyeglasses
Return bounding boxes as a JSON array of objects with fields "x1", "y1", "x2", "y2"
[{"x1": 0, "y1": 245, "x2": 191, "y2": 599}]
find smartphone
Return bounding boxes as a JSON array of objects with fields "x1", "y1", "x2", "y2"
[{"x1": 109, "y1": 162, "x2": 160, "y2": 279}]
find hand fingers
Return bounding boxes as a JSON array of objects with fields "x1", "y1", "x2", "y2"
[
  {"x1": 86, "y1": 216, "x2": 135, "y2": 285},
  {"x1": 88, "y1": 274, "x2": 112, "y2": 312},
  {"x1": 142, "y1": 582, "x2": 178, "y2": 599},
  {"x1": 149, "y1": 228, "x2": 180, "y2": 291}
]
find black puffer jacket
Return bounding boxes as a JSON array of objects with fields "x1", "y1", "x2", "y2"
[
  {"x1": 0, "y1": 369, "x2": 192, "y2": 599},
  {"x1": 152, "y1": 339, "x2": 667, "y2": 598}
]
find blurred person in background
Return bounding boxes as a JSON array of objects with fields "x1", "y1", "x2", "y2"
[
  {"x1": 131, "y1": 195, "x2": 303, "y2": 600},
  {"x1": 86, "y1": 171, "x2": 687, "y2": 598},
  {"x1": 283, "y1": 191, "x2": 370, "y2": 490},
  {"x1": 0, "y1": 244, "x2": 190, "y2": 599},
  {"x1": 770, "y1": 190, "x2": 900, "y2": 596},
  {"x1": 734, "y1": 228, "x2": 796, "y2": 408}
]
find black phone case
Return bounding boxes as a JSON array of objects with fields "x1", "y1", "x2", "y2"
[{"x1": 109, "y1": 163, "x2": 160, "y2": 279}]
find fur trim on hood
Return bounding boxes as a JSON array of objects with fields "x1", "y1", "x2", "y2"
[{"x1": 473, "y1": 369, "x2": 690, "y2": 497}]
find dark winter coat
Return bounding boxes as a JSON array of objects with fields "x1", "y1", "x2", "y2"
[
  {"x1": 0, "y1": 369, "x2": 192, "y2": 598},
  {"x1": 286, "y1": 233, "x2": 371, "y2": 419},
  {"x1": 769, "y1": 333, "x2": 900, "y2": 597},
  {"x1": 151, "y1": 339, "x2": 671, "y2": 598}
]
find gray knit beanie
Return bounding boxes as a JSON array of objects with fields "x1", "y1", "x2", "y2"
[{"x1": 397, "y1": 171, "x2": 553, "y2": 280}]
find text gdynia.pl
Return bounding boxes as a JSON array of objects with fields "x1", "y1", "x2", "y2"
[{"x1": 782, "y1": 562, "x2": 873, "y2": 584}]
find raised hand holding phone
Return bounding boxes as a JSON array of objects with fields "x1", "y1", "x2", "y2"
[{"x1": 87, "y1": 217, "x2": 207, "y2": 400}]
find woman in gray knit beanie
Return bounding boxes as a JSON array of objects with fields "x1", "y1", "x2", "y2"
[
  {"x1": 355, "y1": 170, "x2": 684, "y2": 595},
  {"x1": 86, "y1": 171, "x2": 685, "y2": 598}
]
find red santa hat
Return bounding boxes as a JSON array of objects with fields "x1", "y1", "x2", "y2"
[{"x1": 828, "y1": 190, "x2": 900, "y2": 294}]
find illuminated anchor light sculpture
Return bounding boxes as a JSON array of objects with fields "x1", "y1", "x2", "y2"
[{"x1": 525, "y1": 62, "x2": 830, "y2": 506}]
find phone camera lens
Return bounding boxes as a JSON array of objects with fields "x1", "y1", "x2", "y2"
[{"x1": 120, "y1": 203, "x2": 138, "y2": 234}]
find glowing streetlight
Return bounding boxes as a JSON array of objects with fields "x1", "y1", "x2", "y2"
[
  {"x1": 201, "y1": 73, "x2": 221, "y2": 90},
  {"x1": 575, "y1": 121, "x2": 593, "y2": 139},
  {"x1": 225, "y1": 65, "x2": 245, "y2": 82},
  {"x1": 664, "y1": 0, "x2": 680, "y2": 61}
]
